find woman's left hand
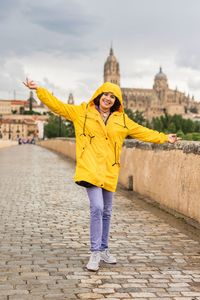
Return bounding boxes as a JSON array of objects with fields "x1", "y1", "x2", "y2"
[
  {"x1": 23, "y1": 78, "x2": 38, "y2": 90},
  {"x1": 167, "y1": 134, "x2": 181, "y2": 144}
]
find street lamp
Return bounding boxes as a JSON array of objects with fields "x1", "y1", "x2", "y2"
[
  {"x1": 8, "y1": 123, "x2": 12, "y2": 139},
  {"x1": 58, "y1": 116, "x2": 62, "y2": 137}
]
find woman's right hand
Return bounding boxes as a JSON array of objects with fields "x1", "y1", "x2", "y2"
[{"x1": 23, "y1": 78, "x2": 38, "y2": 90}]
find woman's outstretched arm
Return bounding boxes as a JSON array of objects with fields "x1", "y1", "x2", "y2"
[
  {"x1": 23, "y1": 78, "x2": 82, "y2": 122},
  {"x1": 126, "y1": 115, "x2": 180, "y2": 144}
]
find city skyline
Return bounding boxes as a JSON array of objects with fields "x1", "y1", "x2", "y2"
[{"x1": 1, "y1": 0, "x2": 200, "y2": 103}]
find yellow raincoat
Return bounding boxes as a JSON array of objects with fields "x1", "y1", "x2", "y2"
[{"x1": 36, "y1": 82, "x2": 168, "y2": 192}]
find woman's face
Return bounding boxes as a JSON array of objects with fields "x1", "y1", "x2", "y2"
[{"x1": 99, "y1": 92, "x2": 116, "y2": 111}]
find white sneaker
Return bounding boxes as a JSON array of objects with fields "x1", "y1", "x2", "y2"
[
  {"x1": 101, "y1": 249, "x2": 117, "y2": 264},
  {"x1": 86, "y1": 251, "x2": 101, "y2": 271}
]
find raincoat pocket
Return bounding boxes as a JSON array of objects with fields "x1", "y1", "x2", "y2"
[{"x1": 79, "y1": 134, "x2": 89, "y2": 158}]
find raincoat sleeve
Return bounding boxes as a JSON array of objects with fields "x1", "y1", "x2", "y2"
[
  {"x1": 126, "y1": 116, "x2": 168, "y2": 144},
  {"x1": 36, "y1": 87, "x2": 82, "y2": 122}
]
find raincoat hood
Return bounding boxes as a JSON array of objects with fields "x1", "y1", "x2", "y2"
[{"x1": 88, "y1": 82, "x2": 123, "y2": 112}]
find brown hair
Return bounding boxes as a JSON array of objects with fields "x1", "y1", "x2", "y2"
[{"x1": 93, "y1": 93, "x2": 121, "y2": 112}]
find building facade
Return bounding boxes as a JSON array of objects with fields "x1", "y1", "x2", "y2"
[
  {"x1": 104, "y1": 48, "x2": 200, "y2": 120},
  {"x1": 0, "y1": 100, "x2": 12, "y2": 115},
  {"x1": 0, "y1": 91, "x2": 73, "y2": 140},
  {"x1": 0, "y1": 115, "x2": 48, "y2": 140}
]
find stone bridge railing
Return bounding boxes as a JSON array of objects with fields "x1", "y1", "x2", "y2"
[
  {"x1": 38, "y1": 138, "x2": 200, "y2": 226},
  {"x1": 0, "y1": 140, "x2": 18, "y2": 149}
]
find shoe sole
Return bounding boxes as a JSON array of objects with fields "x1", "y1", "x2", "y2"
[
  {"x1": 86, "y1": 267, "x2": 99, "y2": 271},
  {"x1": 101, "y1": 258, "x2": 117, "y2": 264}
]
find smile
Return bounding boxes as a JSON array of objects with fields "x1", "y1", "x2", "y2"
[{"x1": 103, "y1": 99, "x2": 111, "y2": 105}]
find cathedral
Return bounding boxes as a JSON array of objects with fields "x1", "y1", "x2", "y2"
[{"x1": 104, "y1": 47, "x2": 200, "y2": 120}]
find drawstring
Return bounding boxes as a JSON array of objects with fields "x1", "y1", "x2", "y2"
[
  {"x1": 123, "y1": 112, "x2": 128, "y2": 129},
  {"x1": 112, "y1": 142, "x2": 120, "y2": 166},
  {"x1": 80, "y1": 104, "x2": 88, "y2": 137},
  {"x1": 112, "y1": 111, "x2": 127, "y2": 166},
  {"x1": 88, "y1": 134, "x2": 95, "y2": 144},
  {"x1": 80, "y1": 113, "x2": 87, "y2": 136},
  {"x1": 80, "y1": 104, "x2": 95, "y2": 144}
]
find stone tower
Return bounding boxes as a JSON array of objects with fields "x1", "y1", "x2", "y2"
[
  {"x1": 153, "y1": 67, "x2": 168, "y2": 92},
  {"x1": 104, "y1": 47, "x2": 120, "y2": 86},
  {"x1": 68, "y1": 93, "x2": 74, "y2": 104},
  {"x1": 27, "y1": 90, "x2": 37, "y2": 111},
  {"x1": 153, "y1": 67, "x2": 169, "y2": 102}
]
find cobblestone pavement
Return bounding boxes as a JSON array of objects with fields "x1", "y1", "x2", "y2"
[{"x1": 1, "y1": 145, "x2": 200, "y2": 300}]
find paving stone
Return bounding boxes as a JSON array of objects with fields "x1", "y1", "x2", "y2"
[
  {"x1": 9, "y1": 296, "x2": 44, "y2": 300},
  {"x1": 181, "y1": 292, "x2": 200, "y2": 296},
  {"x1": 0, "y1": 290, "x2": 29, "y2": 296},
  {"x1": 77, "y1": 293, "x2": 105, "y2": 299},
  {"x1": 98, "y1": 283, "x2": 121, "y2": 289},
  {"x1": 105, "y1": 293, "x2": 130, "y2": 298},
  {"x1": 129, "y1": 293, "x2": 156, "y2": 297},
  {"x1": 93, "y1": 288, "x2": 115, "y2": 294}
]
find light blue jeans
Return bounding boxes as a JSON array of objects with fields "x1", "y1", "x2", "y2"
[{"x1": 86, "y1": 187, "x2": 113, "y2": 252}]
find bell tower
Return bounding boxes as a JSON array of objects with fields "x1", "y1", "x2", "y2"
[
  {"x1": 104, "y1": 47, "x2": 120, "y2": 86},
  {"x1": 68, "y1": 93, "x2": 74, "y2": 104}
]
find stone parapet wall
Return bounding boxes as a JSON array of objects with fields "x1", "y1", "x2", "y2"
[
  {"x1": 38, "y1": 138, "x2": 76, "y2": 161},
  {"x1": 120, "y1": 140, "x2": 200, "y2": 226},
  {"x1": 0, "y1": 140, "x2": 18, "y2": 149},
  {"x1": 38, "y1": 138, "x2": 200, "y2": 225}
]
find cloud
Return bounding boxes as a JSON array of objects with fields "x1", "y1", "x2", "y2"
[
  {"x1": 0, "y1": 58, "x2": 27, "y2": 99},
  {"x1": 188, "y1": 77, "x2": 200, "y2": 93},
  {"x1": 0, "y1": 0, "x2": 21, "y2": 19},
  {"x1": 176, "y1": 49, "x2": 200, "y2": 71},
  {"x1": 1, "y1": 0, "x2": 200, "y2": 101},
  {"x1": 0, "y1": 0, "x2": 99, "y2": 59},
  {"x1": 24, "y1": 0, "x2": 98, "y2": 36}
]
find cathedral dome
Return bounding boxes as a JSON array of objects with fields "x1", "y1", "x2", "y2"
[{"x1": 155, "y1": 67, "x2": 167, "y2": 80}]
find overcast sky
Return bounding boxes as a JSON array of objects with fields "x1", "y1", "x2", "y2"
[{"x1": 1, "y1": 0, "x2": 200, "y2": 103}]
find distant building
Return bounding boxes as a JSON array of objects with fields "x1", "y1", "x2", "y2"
[
  {"x1": 0, "y1": 115, "x2": 48, "y2": 140},
  {"x1": 0, "y1": 91, "x2": 50, "y2": 116},
  {"x1": 11, "y1": 100, "x2": 27, "y2": 114},
  {"x1": 104, "y1": 47, "x2": 200, "y2": 120},
  {"x1": 0, "y1": 90, "x2": 51, "y2": 140},
  {"x1": 0, "y1": 117, "x2": 37, "y2": 140},
  {"x1": 0, "y1": 100, "x2": 12, "y2": 115}
]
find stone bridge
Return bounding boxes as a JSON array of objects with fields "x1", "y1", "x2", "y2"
[{"x1": 0, "y1": 144, "x2": 200, "y2": 300}]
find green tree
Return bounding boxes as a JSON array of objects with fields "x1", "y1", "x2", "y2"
[
  {"x1": 168, "y1": 122, "x2": 176, "y2": 133},
  {"x1": 191, "y1": 132, "x2": 200, "y2": 141},
  {"x1": 182, "y1": 118, "x2": 195, "y2": 133},
  {"x1": 171, "y1": 114, "x2": 183, "y2": 131},
  {"x1": 124, "y1": 109, "x2": 146, "y2": 125},
  {"x1": 23, "y1": 110, "x2": 41, "y2": 115},
  {"x1": 150, "y1": 113, "x2": 200, "y2": 140},
  {"x1": 66, "y1": 121, "x2": 75, "y2": 137},
  {"x1": 176, "y1": 129, "x2": 184, "y2": 139},
  {"x1": 151, "y1": 117, "x2": 164, "y2": 131},
  {"x1": 44, "y1": 114, "x2": 67, "y2": 138}
]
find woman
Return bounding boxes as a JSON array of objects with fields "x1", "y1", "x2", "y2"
[{"x1": 24, "y1": 79, "x2": 179, "y2": 271}]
